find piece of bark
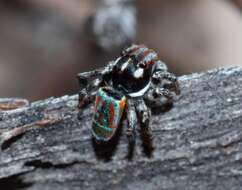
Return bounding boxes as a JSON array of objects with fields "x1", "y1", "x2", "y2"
[{"x1": 0, "y1": 66, "x2": 242, "y2": 190}]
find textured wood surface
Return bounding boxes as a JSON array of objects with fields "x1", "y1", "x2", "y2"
[{"x1": 0, "y1": 66, "x2": 242, "y2": 190}]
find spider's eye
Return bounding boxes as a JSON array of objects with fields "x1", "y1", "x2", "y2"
[
  {"x1": 138, "y1": 62, "x2": 147, "y2": 69},
  {"x1": 117, "y1": 55, "x2": 129, "y2": 65},
  {"x1": 120, "y1": 50, "x2": 126, "y2": 57}
]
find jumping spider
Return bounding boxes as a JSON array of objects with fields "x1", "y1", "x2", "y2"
[{"x1": 77, "y1": 44, "x2": 180, "y2": 145}]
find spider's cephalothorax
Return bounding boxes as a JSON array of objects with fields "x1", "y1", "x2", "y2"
[
  {"x1": 77, "y1": 44, "x2": 180, "y2": 144},
  {"x1": 112, "y1": 45, "x2": 157, "y2": 97}
]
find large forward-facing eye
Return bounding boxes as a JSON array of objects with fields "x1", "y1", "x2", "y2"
[
  {"x1": 133, "y1": 68, "x2": 144, "y2": 78},
  {"x1": 121, "y1": 58, "x2": 133, "y2": 71},
  {"x1": 116, "y1": 56, "x2": 128, "y2": 65}
]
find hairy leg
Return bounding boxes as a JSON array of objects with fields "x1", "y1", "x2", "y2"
[
  {"x1": 125, "y1": 99, "x2": 138, "y2": 159},
  {"x1": 152, "y1": 66, "x2": 180, "y2": 95},
  {"x1": 135, "y1": 98, "x2": 154, "y2": 154},
  {"x1": 135, "y1": 98, "x2": 152, "y2": 135},
  {"x1": 145, "y1": 87, "x2": 176, "y2": 109},
  {"x1": 125, "y1": 99, "x2": 137, "y2": 145},
  {"x1": 78, "y1": 78, "x2": 102, "y2": 109},
  {"x1": 77, "y1": 61, "x2": 115, "y2": 109}
]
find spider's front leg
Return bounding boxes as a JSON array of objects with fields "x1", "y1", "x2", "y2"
[
  {"x1": 145, "y1": 62, "x2": 180, "y2": 108},
  {"x1": 145, "y1": 86, "x2": 176, "y2": 109},
  {"x1": 77, "y1": 61, "x2": 115, "y2": 109},
  {"x1": 77, "y1": 72, "x2": 102, "y2": 109},
  {"x1": 152, "y1": 63, "x2": 180, "y2": 95}
]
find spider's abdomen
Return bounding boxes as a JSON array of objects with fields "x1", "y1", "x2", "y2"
[{"x1": 92, "y1": 87, "x2": 126, "y2": 142}]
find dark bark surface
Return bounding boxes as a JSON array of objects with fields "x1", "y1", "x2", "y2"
[{"x1": 0, "y1": 66, "x2": 242, "y2": 190}]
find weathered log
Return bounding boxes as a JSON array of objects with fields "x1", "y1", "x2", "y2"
[{"x1": 0, "y1": 66, "x2": 242, "y2": 190}]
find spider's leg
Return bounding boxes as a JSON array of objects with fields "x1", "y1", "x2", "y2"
[
  {"x1": 78, "y1": 78, "x2": 102, "y2": 109},
  {"x1": 155, "y1": 60, "x2": 168, "y2": 71},
  {"x1": 152, "y1": 62, "x2": 180, "y2": 95},
  {"x1": 144, "y1": 87, "x2": 176, "y2": 109},
  {"x1": 77, "y1": 90, "x2": 96, "y2": 119},
  {"x1": 125, "y1": 99, "x2": 137, "y2": 145},
  {"x1": 77, "y1": 71, "x2": 104, "y2": 119},
  {"x1": 77, "y1": 60, "x2": 115, "y2": 89},
  {"x1": 135, "y1": 99, "x2": 152, "y2": 136},
  {"x1": 77, "y1": 61, "x2": 115, "y2": 109},
  {"x1": 135, "y1": 99, "x2": 154, "y2": 152},
  {"x1": 78, "y1": 89, "x2": 94, "y2": 109},
  {"x1": 77, "y1": 70, "x2": 101, "y2": 89}
]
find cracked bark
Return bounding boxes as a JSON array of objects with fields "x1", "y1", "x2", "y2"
[{"x1": 0, "y1": 66, "x2": 242, "y2": 190}]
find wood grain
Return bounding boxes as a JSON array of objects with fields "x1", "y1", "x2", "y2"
[{"x1": 0, "y1": 66, "x2": 242, "y2": 190}]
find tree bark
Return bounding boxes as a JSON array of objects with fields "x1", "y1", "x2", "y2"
[{"x1": 0, "y1": 66, "x2": 242, "y2": 190}]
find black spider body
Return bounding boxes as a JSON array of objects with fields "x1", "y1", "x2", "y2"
[
  {"x1": 112, "y1": 46, "x2": 156, "y2": 96},
  {"x1": 77, "y1": 44, "x2": 180, "y2": 145}
]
